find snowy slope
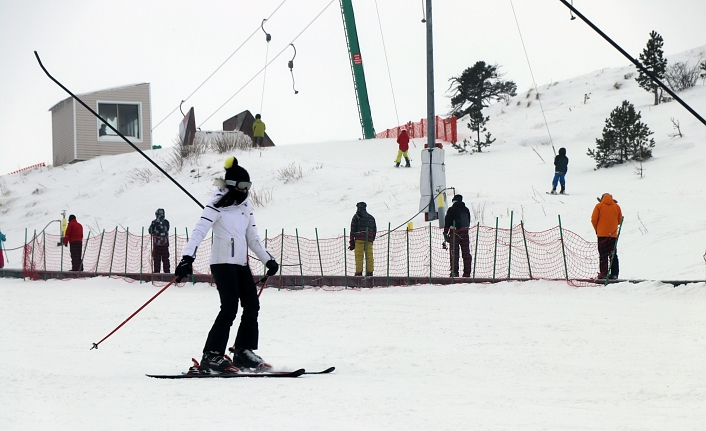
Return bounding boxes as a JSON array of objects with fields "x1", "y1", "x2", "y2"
[
  {"x1": 1, "y1": 47, "x2": 706, "y2": 431},
  {"x1": 2, "y1": 47, "x2": 705, "y2": 279}
]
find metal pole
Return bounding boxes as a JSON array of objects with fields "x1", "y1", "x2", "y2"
[
  {"x1": 23, "y1": 228, "x2": 27, "y2": 280},
  {"x1": 94, "y1": 230, "x2": 105, "y2": 277},
  {"x1": 558, "y1": 215, "x2": 569, "y2": 281},
  {"x1": 472, "y1": 222, "x2": 479, "y2": 282},
  {"x1": 109, "y1": 227, "x2": 118, "y2": 276},
  {"x1": 521, "y1": 221, "x2": 533, "y2": 279},
  {"x1": 279, "y1": 229, "x2": 284, "y2": 290},
  {"x1": 386, "y1": 223, "x2": 390, "y2": 286},
  {"x1": 406, "y1": 226, "x2": 410, "y2": 285},
  {"x1": 42, "y1": 231, "x2": 46, "y2": 281},
  {"x1": 492, "y1": 217, "x2": 499, "y2": 282},
  {"x1": 425, "y1": 0, "x2": 436, "y2": 148},
  {"x1": 429, "y1": 222, "x2": 433, "y2": 283},
  {"x1": 124, "y1": 227, "x2": 129, "y2": 277},
  {"x1": 507, "y1": 211, "x2": 514, "y2": 280},
  {"x1": 295, "y1": 228, "x2": 304, "y2": 287},
  {"x1": 315, "y1": 228, "x2": 324, "y2": 286},
  {"x1": 344, "y1": 228, "x2": 348, "y2": 288},
  {"x1": 81, "y1": 232, "x2": 91, "y2": 274}
]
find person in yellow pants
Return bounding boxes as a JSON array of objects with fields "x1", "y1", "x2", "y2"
[
  {"x1": 395, "y1": 129, "x2": 411, "y2": 168},
  {"x1": 348, "y1": 202, "x2": 377, "y2": 276}
]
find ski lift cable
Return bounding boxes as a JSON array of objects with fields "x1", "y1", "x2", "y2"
[
  {"x1": 152, "y1": 0, "x2": 290, "y2": 132},
  {"x1": 509, "y1": 0, "x2": 556, "y2": 155},
  {"x1": 199, "y1": 0, "x2": 336, "y2": 127},
  {"x1": 373, "y1": 0, "x2": 400, "y2": 127}
]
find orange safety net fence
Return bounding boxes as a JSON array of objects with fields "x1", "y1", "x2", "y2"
[
  {"x1": 375, "y1": 116, "x2": 457, "y2": 143},
  {"x1": 22, "y1": 224, "x2": 601, "y2": 287}
]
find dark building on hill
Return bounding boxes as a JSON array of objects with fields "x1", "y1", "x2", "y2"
[{"x1": 223, "y1": 110, "x2": 275, "y2": 147}]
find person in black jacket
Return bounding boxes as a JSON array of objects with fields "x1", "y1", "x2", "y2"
[
  {"x1": 551, "y1": 147, "x2": 569, "y2": 194},
  {"x1": 149, "y1": 208, "x2": 170, "y2": 273},
  {"x1": 444, "y1": 195, "x2": 472, "y2": 277},
  {"x1": 349, "y1": 202, "x2": 376, "y2": 276}
]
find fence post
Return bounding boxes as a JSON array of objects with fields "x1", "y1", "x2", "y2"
[
  {"x1": 140, "y1": 227, "x2": 144, "y2": 283},
  {"x1": 521, "y1": 221, "x2": 533, "y2": 280},
  {"x1": 492, "y1": 217, "x2": 499, "y2": 282},
  {"x1": 406, "y1": 225, "x2": 410, "y2": 285},
  {"x1": 174, "y1": 227, "x2": 178, "y2": 265},
  {"x1": 507, "y1": 211, "x2": 514, "y2": 280},
  {"x1": 315, "y1": 228, "x2": 324, "y2": 286},
  {"x1": 108, "y1": 227, "x2": 118, "y2": 276},
  {"x1": 386, "y1": 223, "x2": 390, "y2": 286},
  {"x1": 295, "y1": 229, "x2": 304, "y2": 287},
  {"x1": 557, "y1": 215, "x2": 569, "y2": 281},
  {"x1": 60, "y1": 230, "x2": 64, "y2": 275},
  {"x1": 124, "y1": 227, "x2": 129, "y2": 277},
  {"x1": 23, "y1": 228, "x2": 27, "y2": 280},
  {"x1": 81, "y1": 232, "x2": 91, "y2": 275},
  {"x1": 279, "y1": 229, "x2": 284, "y2": 290},
  {"x1": 94, "y1": 230, "x2": 105, "y2": 277},
  {"x1": 31, "y1": 230, "x2": 36, "y2": 279},
  {"x1": 428, "y1": 222, "x2": 433, "y2": 283},
  {"x1": 472, "y1": 222, "x2": 479, "y2": 282},
  {"x1": 42, "y1": 231, "x2": 47, "y2": 281},
  {"x1": 344, "y1": 228, "x2": 348, "y2": 288}
]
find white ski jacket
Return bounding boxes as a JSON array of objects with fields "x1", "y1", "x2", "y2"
[{"x1": 182, "y1": 186, "x2": 273, "y2": 266}]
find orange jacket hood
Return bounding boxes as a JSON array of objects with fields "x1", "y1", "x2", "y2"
[{"x1": 591, "y1": 194, "x2": 622, "y2": 237}]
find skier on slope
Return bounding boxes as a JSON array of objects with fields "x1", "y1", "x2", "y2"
[
  {"x1": 148, "y1": 208, "x2": 170, "y2": 273},
  {"x1": 550, "y1": 147, "x2": 568, "y2": 194},
  {"x1": 395, "y1": 129, "x2": 411, "y2": 168},
  {"x1": 174, "y1": 157, "x2": 279, "y2": 373},
  {"x1": 443, "y1": 195, "x2": 472, "y2": 277}
]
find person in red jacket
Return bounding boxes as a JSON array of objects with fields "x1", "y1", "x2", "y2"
[
  {"x1": 63, "y1": 215, "x2": 84, "y2": 271},
  {"x1": 395, "y1": 129, "x2": 411, "y2": 168}
]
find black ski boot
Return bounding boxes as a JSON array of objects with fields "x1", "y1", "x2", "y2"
[
  {"x1": 395, "y1": 162, "x2": 400, "y2": 168},
  {"x1": 559, "y1": 184, "x2": 566, "y2": 194},
  {"x1": 550, "y1": 186, "x2": 557, "y2": 194},
  {"x1": 365, "y1": 272, "x2": 373, "y2": 277},
  {"x1": 405, "y1": 157, "x2": 411, "y2": 168},
  {"x1": 200, "y1": 351, "x2": 239, "y2": 374},
  {"x1": 231, "y1": 348, "x2": 271, "y2": 370}
]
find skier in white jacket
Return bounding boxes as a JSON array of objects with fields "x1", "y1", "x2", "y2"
[{"x1": 175, "y1": 156, "x2": 279, "y2": 373}]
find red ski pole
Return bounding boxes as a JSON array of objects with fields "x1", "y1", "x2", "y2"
[
  {"x1": 90, "y1": 277, "x2": 178, "y2": 350},
  {"x1": 257, "y1": 275, "x2": 269, "y2": 298}
]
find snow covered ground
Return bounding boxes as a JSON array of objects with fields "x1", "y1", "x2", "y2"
[
  {"x1": 2, "y1": 47, "x2": 706, "y2": 430},
  {"x1": 2, "y1": 277, "x2": 705, "y2": 430}
]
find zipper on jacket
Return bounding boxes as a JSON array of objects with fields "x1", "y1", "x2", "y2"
[{"x1": 231, "y1": 238, "x2": 234, "y2": 257}]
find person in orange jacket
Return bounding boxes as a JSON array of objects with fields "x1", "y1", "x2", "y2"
[
  {"x1": 395, "y1": 129, "x2": 411, "y2": 168},
  {"x1": 591, "y1": 193, "x2": 622, "y2": 279},
  {"x1": 63, "y1": 215, "x2": 84, "y2": 271}
]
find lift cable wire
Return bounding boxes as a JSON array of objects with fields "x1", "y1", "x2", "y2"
[
  {"x1": 509, "y1": 0, "x2": 556, "y2": 155},
  {"x1": 199, "y1": 0, "x2": 336, "y2": 128},
  {"x1": 260, "y1": 19, "x2": 272, "y2": 115},
  {"x1": 152, "y1": 0, "x2": 290, "y2": 132},
  {"x1": 373, "y1": 0, "x2": 400, "y2": 128}
]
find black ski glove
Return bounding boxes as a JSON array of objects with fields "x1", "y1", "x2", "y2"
[
  {"x1": 348, "y1": 238, "x2": 355, "y2": 251},
  {"x1": 175, "y1": 255, "x2": 194, "y2": 282},
  {"x1": 265, "y1": 259, "x2": 279, "y2": 277}
]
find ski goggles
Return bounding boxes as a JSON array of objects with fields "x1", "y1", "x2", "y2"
[{"x1": 225, "y1": 180, "x2": 252, "y2": 190}]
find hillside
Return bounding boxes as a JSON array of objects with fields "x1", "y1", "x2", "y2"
[{"x1": 1, "y1": 46, "x2": 705, "y2": 279}]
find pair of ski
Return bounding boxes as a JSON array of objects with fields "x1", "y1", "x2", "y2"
[{"x1": 147, "y1": 359, "x2": 335, "y2": 379}]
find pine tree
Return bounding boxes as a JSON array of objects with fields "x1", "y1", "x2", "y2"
[
  {"x1": 447, "y1": 61, "x2": 517, "y2": 118},
  {"x1": 635, "y1": 31, "x2": 667, "y2": 105},
  {"x1": 467, "y1": 107, "x2": 495, "y2": 152},
  {"x1": 587, "y1": 101, "x2": 655, "y2": 169}
]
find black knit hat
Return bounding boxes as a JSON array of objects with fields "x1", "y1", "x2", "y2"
[
  {"x1": 68, "y1": 214, "x2": 76, "y2": 221},
  {"x1": 224, "y1": 157, "x2": 250, "y2": 185},
  {"x1": 356, "y1": 202, "x2": 367, "y2": 210},
  {"x1": 452, "y1": 194, "x2": 463, "y2": 203}
]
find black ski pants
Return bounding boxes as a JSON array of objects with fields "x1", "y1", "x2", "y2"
[
  {"x1": 152, "y1": 243, "x2": 170, "y2": 273},
  {"x1": 597, "y1": 237, "x2": 619, "y2": 277},
  {"x1": 69, "y1": 241, "x2": 83, "y2": 271},
  {"x1": 450, "y1": 231, "x2": 472, "y2": 277},
  {"x1": 203, "y1": 264, "x2": 260, "y2": 355}
]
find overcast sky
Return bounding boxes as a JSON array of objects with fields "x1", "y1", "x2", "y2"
[{"x1": 1, "y1": 0, "x2": 704, "y2": 175}]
